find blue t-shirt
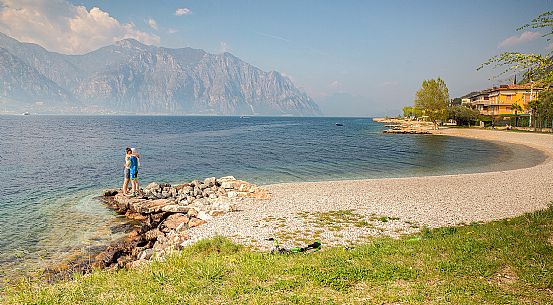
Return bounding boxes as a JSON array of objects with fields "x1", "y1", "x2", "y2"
[{"x1": 129, "y1": 155, "x2": 138, "y2": 173}]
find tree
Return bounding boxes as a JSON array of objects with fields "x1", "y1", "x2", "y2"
[
  {"x1": 528, "y1": 90, "x2": 553, "y2": 130},
  {"x1": 414, "y1": 77, "x2": 449, "y2": 129},
  {"x1": 402, "y1": 106, "x2": 422, "y2": 118},
  {"x1": 447, "y1": 106, "x2": 480, "y2": 126},
  {"x1": 478, "y1": 11, "x2": 553, "y2": 88},
  {"x1": 450, "y1": 97, "x2": 462, "y2": 106}
]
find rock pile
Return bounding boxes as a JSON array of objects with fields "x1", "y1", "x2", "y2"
[{"x1": 96, "y1": 176, "x2": 269, "y2": 269}]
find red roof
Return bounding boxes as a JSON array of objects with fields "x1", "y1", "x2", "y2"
[{"x1": 491, "y1": 84, "x2": 538, "y2": 91}]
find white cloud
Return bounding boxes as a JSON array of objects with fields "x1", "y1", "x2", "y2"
[
  {"x1": 546, "y1": 42, "x2": 553, "y2": 51},
  {"x1": 329, "y1": 80, "x2": 342, "y2": 90},
  {"x1": 168, "y1": 28, "x2": 178, "y2": 34},
  {"x1": 175, "y1": 8, "x2": 191, "y2": 16},
  {"x1": 498, "y1": 31, "x2": 540, "y2": 49},
  {"x1": 0, "y1": 0, "x2": 160, "y2": 54},
  {"x1": 218, "y1": 41, "x2": 231, "y2": 53},
  {"x1": 147, "y1": 18, "x2": 158, "y2": 30}
]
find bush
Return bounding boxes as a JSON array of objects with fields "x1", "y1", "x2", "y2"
[{"x1": 447, "y1": 106, "x2": 480, "y2": 126}]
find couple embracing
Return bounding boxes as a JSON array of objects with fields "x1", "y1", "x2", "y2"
[{"x1": 122, "y1": 147, "x2": 140, "y2": 197}]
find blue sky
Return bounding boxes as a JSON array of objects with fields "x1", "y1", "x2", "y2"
[{"x1": 1, "y1": 0, "x2": 552, "y2": 116}]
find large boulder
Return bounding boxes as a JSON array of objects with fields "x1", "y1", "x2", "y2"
[
  {"x1": 161, "y1": 205, "x2": 191, "y2": 213},
  {"x1": 103, "y1": 189, "x2": 119, "y2": 196},
  {"x1": 204, "y1": 177, "x2": 216, "y2": 186},
  {"x1": 188, "y1": 217, "x2": 206, "y2": 228},
  {"x1": 160, "y1": 214, "x2": 190, "y2": 233},
  {"x1": 144, "y1": 182, "x2": 160, "y2": 191},
  {"x1": 218, "y1": 176, "x2": 236, "y2": 182},
  {"x1": 144, "y1": 228, "x2": 164, "y2": 241},
  {"x1": 139, "y1": 199, "x2": 170, "y2": 214}
]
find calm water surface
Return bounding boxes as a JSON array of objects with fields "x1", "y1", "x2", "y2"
[{"x1": 0, "y1": 116, "x2": 545, "y2": 277}]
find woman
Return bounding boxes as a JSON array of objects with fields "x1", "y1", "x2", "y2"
[{"x1": 122, "y1": 147, "x2": 132, "y2": 195}]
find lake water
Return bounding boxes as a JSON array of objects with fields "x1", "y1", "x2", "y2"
[{"x1": 0, "y1": 115, "x2": 545, "y2": 277}]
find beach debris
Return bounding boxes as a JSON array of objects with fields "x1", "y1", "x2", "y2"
[
  {"x1": 95, "y1": 176, "x2": 270, "y2": 269},
  {"x1": 267, "y1": 238, "x2": 321, "y2": 254}
]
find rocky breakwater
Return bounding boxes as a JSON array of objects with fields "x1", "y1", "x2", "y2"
[{"x1": 97, "y1": 176, "x2": 270, "y2": 269}]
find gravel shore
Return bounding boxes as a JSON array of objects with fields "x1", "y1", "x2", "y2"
[{"x1": 184, "y1": 129, "x2": 553, "y2": 250}]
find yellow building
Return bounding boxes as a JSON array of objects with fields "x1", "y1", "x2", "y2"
[{"x1": 468, "y1": 84, "x2": 541, "y2": 116}]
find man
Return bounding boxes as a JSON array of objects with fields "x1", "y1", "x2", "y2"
[
  {"x1": 122, "y1": 147, "x2": 132, "y2": 195},
  {"x1": 128, "y1": 148, "x2": 140, "y2": 197}
]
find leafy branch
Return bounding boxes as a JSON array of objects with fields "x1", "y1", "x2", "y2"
[{"x1": 478, "y1": 11, "x2": 553, "y2": 87}]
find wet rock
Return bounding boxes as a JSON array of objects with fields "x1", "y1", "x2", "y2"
[
  {"x1": 92, "y1": 233, "x2": 143, "y2": 269},
  {"x1": 125, "y1": 210, "x2": 148, "y2": 221},
  {"x1": 103, "y1": 189, "x2": 119, "y2": 196},
  {"x1": 117, "y1": 255, "x2": 134, "y2": 268}
]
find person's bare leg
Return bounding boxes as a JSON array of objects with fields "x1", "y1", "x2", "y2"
[
  {"x1": 131, "y1": 179, "x2": 136, "y2": 195},
  {"x1": 122, "y1": 178, "x2": 129, "y2": 195}
]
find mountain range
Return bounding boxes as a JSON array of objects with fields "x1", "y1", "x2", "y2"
[{"x1": 0, "y1": 32, "x2": 321, "y2": 116}]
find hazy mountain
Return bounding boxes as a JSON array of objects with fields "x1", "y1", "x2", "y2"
[
  {"x1": 0, "y1": 47, "x2": 72, "y2": 106},
  {"x1": 0, "y1": 33, "x2": 321, "y2": 116}
]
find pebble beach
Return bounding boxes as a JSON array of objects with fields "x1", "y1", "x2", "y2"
[{"x1": 183, "y1": 129, "x2": 553, "y2": 250}]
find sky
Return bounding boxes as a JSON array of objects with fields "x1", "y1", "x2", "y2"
[{"x1": 0, "y1": 0, "x2": 552, "y2": 116}]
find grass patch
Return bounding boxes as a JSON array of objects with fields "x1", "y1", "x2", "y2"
[
  {"x1": 299, "y1": 209, "x2": 400, "y2": 229},
  {"x1": 3, "y1": 206, "x2": 553, "y2": 304}
]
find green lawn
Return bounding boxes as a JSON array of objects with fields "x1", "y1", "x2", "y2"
[{"x1": 3, "y1": 205, "x2": 553, "y2": 304}]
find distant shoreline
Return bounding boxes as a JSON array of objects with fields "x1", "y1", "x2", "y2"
[{"x1": 183, "y1": 128, "x2": 553, "y2": 249}]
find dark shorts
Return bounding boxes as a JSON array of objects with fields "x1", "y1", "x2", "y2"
[
  {"x1": 130, "y1": 168, "x2": 138, "y2": 180},
  {"x1": 124, "y1": 168, "x2": 130, "y2": 179}
]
